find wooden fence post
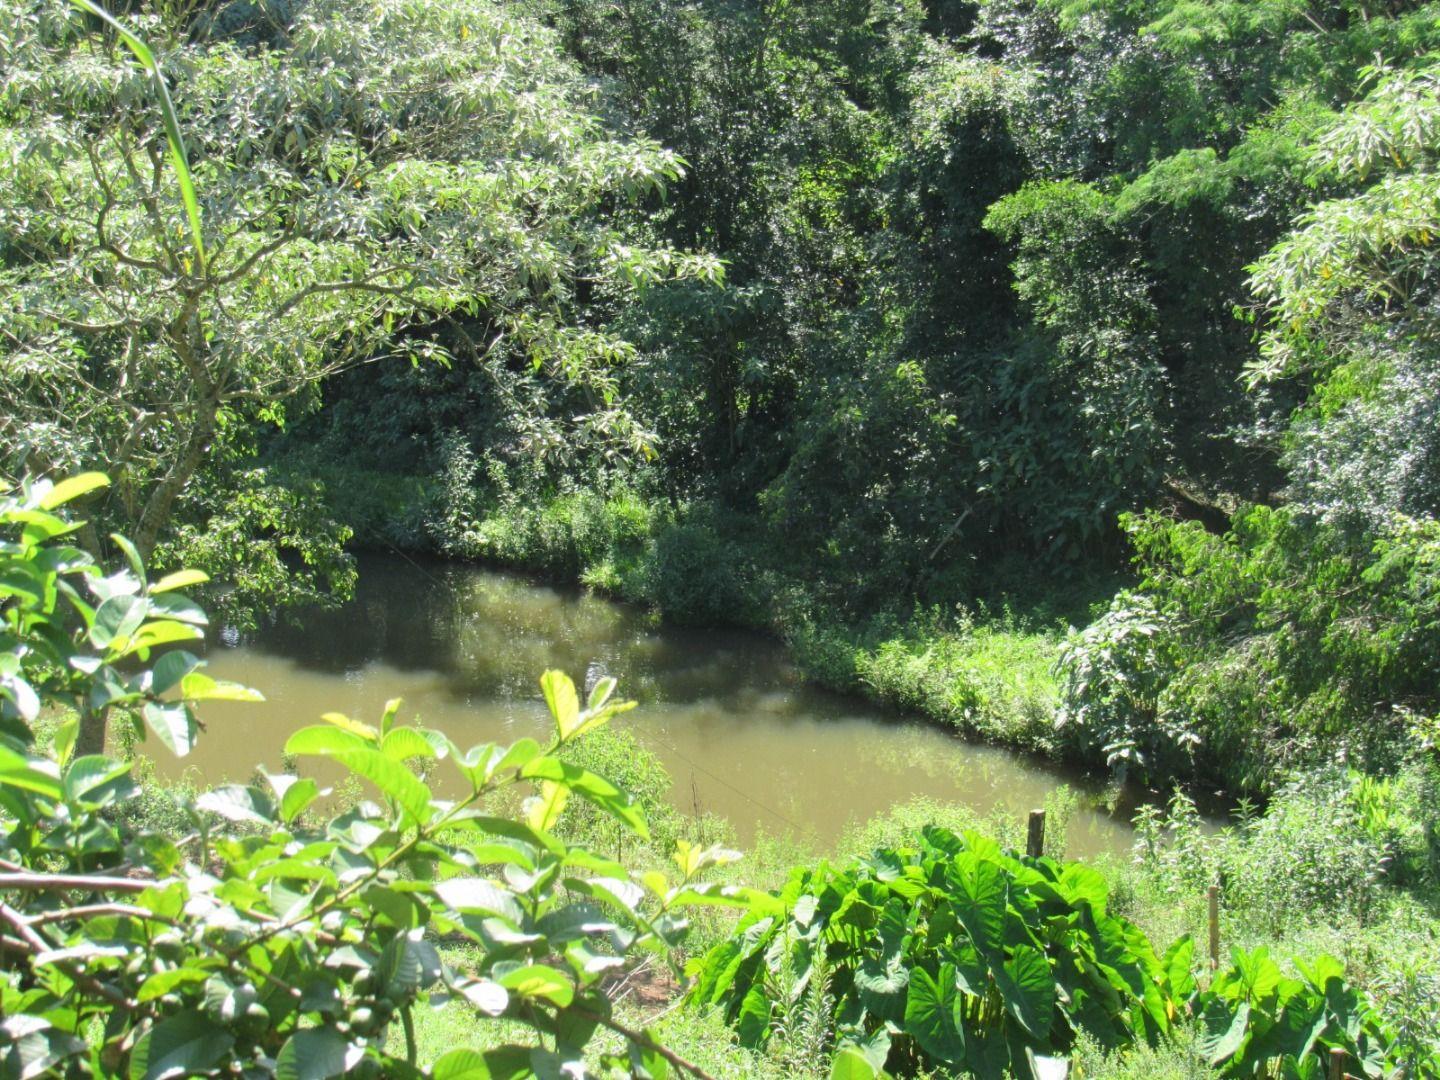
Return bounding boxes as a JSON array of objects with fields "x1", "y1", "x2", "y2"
[
  {"x1": 1026, "y1": 809, "x2": 1046, "y2": 859},
  {"x1": 1328, "y1": 1047, "x2": 1346, "y2": 1080},
  {"x1": 1207, "y1": 883, "x2": 1220, "y2": 971}
]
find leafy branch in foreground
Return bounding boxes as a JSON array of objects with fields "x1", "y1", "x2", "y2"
[{"x1": 0, "y1": 474, "x2": 751, "y2": 1078}]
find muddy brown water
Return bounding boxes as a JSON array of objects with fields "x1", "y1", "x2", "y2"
[{"x1": 167, "y1": 555, "x2": 1133, "y2": 857}]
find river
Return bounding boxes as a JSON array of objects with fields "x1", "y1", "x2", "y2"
[{"x1": 176, "y1": 554, "x2": 1133, "y2": 857}]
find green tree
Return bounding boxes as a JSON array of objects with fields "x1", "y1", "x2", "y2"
[{"x1": 0, "y1": 0, "x2": 717, "y2": 567}]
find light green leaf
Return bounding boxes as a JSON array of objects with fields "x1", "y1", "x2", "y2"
[
  {"x1": 179, "y1": 672, "x2": 264, "y2": 703},
  {"x1": 497, "y1": 964, "x2": 574, "y2": 1007},
  {"x1": 541, "y1": 669, "x2": 580, "y2": 739},
  {"x1": 432, "y1": 1048, "x2": 495, "y2": 1080},
  {"x1": 39, "y1": 472, "x2": 110, "y2": 510},
  {"x1": 0, "y1": 746, "x2": 63, "y2": 800},
  {"x1": 830, "y1": 1048, "x2": 878, "y2": 1080},
  {"x1": 526, "y1": 780, "x2": 569, "y2": 832},
  {"x1": 143, "y1": 702, "x2": 199, "y2": 757},
  {"x1": 150, "y1": 569, "x2": 209, "y2": 594}
]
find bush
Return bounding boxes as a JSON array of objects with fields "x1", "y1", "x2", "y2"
[
  {"x1": 689, "y1": 822, "x2": 1408, "y2": 1078},
  {"x1": 0, "y1": 474, "x2": 746, "y2": 1078},
  {"x1": 1062, "y1": 507, "x2": 1440, "y2": 791},
  {"x1": 643, "y1": 521, "x2": 747, "y2": 626}
]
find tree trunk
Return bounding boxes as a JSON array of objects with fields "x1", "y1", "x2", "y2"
[
  {"x1": 75, "y1": 708, "x2": 106, "y2": 758},
  {"x1": 133, "y1": 401, "x2": 217, "y2": 559}
]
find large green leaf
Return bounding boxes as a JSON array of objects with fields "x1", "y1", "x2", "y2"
[
  {"x1": 497, "y1": 964, "x2": 575, "y2": 1008},
  {"x1": 947, "y1": 852, "x2": 1008, "y2": 960},
  {"x1": 127, "y1": 1012, "x2": 233, "y2": 1080},
  {"x1": 432, "y1": 1049, "x2": 496, "y2": 1080},
  {"x1": 1198, "y1": 998, "x2": 1250, "y2": 1065},
  {"x1": 829, "y1": 1048, "x2": 877, "y2": 1080},
  {"x1": 274, "y1": 1027, "x2": 358, "y2": 1080},
  {"x1": 855, "y1": 901, "x2": 910, "y2": 1022},
  {"x1": 995, "y1": 944, "x2": 1056, "y2": 1043},
  {"x1": 735, "y1": 982, "x2": 772, "y2": 1048},
  {"x1": 62, "y1": 754, "x2": 135, "y2": 807},
  {"x1": 91, "y1": 594, "x2": 146, "y2": 650},
  {"x1": 540, "y1": 669, "x2": 580, "y2": 739},
  {"x1": 143, "y1": 702, "x2": 199, "y2": 757},
  {"x1": 904, "y1": 964, "x2": 966, "y2": 1065}
]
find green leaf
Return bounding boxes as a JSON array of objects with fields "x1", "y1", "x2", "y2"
[
  {"x1": 497, "y1": 964, "x2": 575, "y2": 1007},
  {"x1": 179, "y1": 672, "x2": 264, "y2": 703},
  {"x1": 285, "y1": 725, "x2": 370, "y2": 756},
  {"x1": 109, "y1": 534, "x2": 146, "y2": 583},
  {"x1": 278, "y1": 776, "x2": 322, "y2": 823},
  {"x1": 855, "y1": 902, "x2": 910, "y2": 1022},
  {"x1": 521, "y1": 757, "x2": 648, "y2": 839},
  {"x1": 149, "y1": 650, "x2": 202, "y2": 695},
  {"x1": 0, "y1": 1016, "x2": 87, "y2": 1080},
  {"x1": 905, "y1": 963, "x2": 966, "y2": 1065},
  {"x1": 1198, "y1": 998, "x2": 1250, "y2": 1065},
  {"x1": 433, "y1": 879, "x2": 524, "y2": 926},
  {"x1": 91, "y1": 594, "x2": 146, "y2": 650},
  {"x1": 377, "y1": 931, "x2": 442, "y2": 996},
  {"x1": 321, "y1": 711, "x2": 379, "y2": 741},
  {"x1": 148, "y1": 592, "x2": 207, "y2": 626},
  {"x1": 995, "y1": 944, "x2": 1055, "y2": 1041},
  {"x1": 52, "y1": 716, "x2": 79, "y2": 767},
  {"x1": 143, "y1": 702, "x2": 199, "y2": 757},
  {"x1": 292, "y1": 742, "x2": 432, "y2": 824},
  {"x1": 137, "y1": 969, "x2": 209, "y2": 1003},
  {"x1": 120, "y1": 620, "x2": 203, "y2": 658},
  {"x1": 39, "y1": 472, "x2": 109, "y2": 509},
  {"x1": 274, "y1": 1028, "x2": 358, "y2": 1080},
  {"x1": 736, "y1": 982, "x2": 772, "y2": 1048},
  {"x1": 1160, "y1": 935, "x2": 1196, "y2": 1000},
  {"x1": 150, "y1": 569, "x2": 209, "y2": 594},
  {"x1": 947, "y1": 852, "x2": 1008, "y2": 960},
  {"x1": 196, "y1": 785, "x2": 275, "y2": 825},
  {"x1": 541, "y1": 669, "x2": 580, "y2": 739},
  {"x1": 527, "y1": 780, "x2": 569, "y2": 832},
  {"x1": 62, "y1": 754, "x2": 135, "y2": 806},
  {"x1": 433, "y1": 1049, "x2": 496, "y2": 1080},
  {"x1": 380, "y1": 726, "x2": 438, "y2": 762},
  {"x1": 0, "y1": 746, "x2": 63, "y2": 800},
  {"x1": 127, "y1": 1011, "x2": 234, "y2": 1080},
  {"x1": 829, "y1": 1048, "x2": 877, "y2": 1080}
]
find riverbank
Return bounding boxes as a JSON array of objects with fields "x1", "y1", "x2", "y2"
[{"x1": 298, "y1": 463, "x2": 1113, "y2": 769}]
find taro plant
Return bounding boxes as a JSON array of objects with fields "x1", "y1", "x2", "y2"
[
  {"x1": 0, "y1": 473, "x2": 750, "y2": 1077},
  {"x1": 686, "y1": 825, "x2": 1179, "y2": 1079},
  {"x1": 1190, "y1": 948, "x2": 1399, "y2": 1079},
  {"x1": 691, "y1": 825, "x2": 1414, "y2": 1079}
]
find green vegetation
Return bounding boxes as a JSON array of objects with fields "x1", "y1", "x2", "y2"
[{"x1": 0, "y1": 477, "x2": 751, "y2": 1077}]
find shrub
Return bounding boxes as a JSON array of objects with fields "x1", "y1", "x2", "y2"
[
  {"x1": 644, "y1": 522, "x2": 746, "y2": 626},
  {"x1": 691, "y1": 822, "x2": 1410, "y2": 1078},
  {"x1": 0, "y1": 474, "x2": 746, "y2": 1077}
]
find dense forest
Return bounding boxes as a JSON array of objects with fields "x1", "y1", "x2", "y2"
[{"x1": 3, "y1": 0, "x2": 1440, "y2": 1076}]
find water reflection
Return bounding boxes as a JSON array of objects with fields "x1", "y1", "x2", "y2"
[{"x1": 165, "y1": 555, "x2": 1133, "y2": 856}]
